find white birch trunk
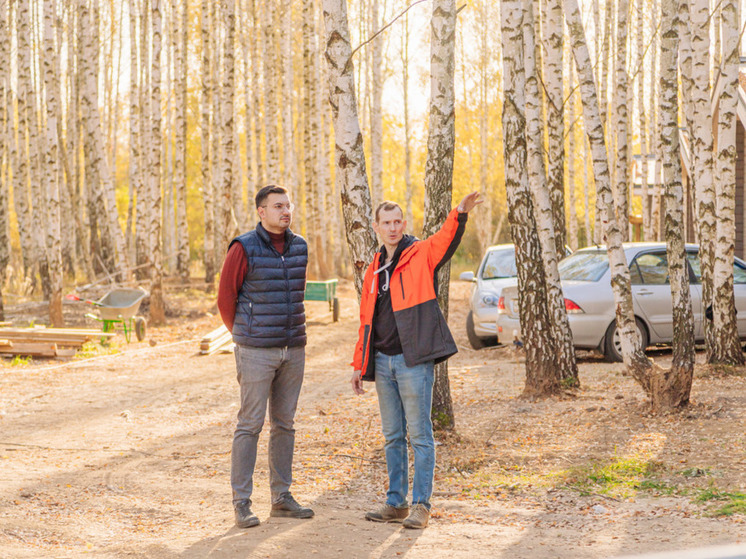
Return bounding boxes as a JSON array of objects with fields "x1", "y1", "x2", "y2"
[
  {"x1": 369, "y1": 0, "x2": 383, "y2": 209},
  {"x1": 650, "y1": 0, "x2": 662, "y2": 240},
  {"x1": 660, "y1": 0, "x2": 696, "y2": 407},
  {"x1": 80, "y1": 0, "x2": 128, "y2": 281},
  {"x1": 149, "y1": 0, "x2": 165, "y2": 324},
  {"x1": 401, "y1": 8, "x2": 414, "y2": 228},
  {"x1": 240, "y1": 0, "x2": 256, "y2": 229},
  {"x1": 424, "y1": 0, "x2": 457, "y2": 427},
  {"x1": 43, "y1": 0, "x2": 63, "y2": 326},
  {"x1": 689, "y1": 0, "x2": 716, "y2": 355},
  {"x1": 219, "y1": 0, "x2": 236, "y2": 256},
  {"x1": 502, "y1": 0, "x2": 558, "y2": 396},
  {"x1": 200, "y1": 0, "x2": 216, "y2": 285},
  {"x1": 613, "y1": 0, "x2": 630, "y2": 240},
  {"x1": 637, "y1": 0, "x2": 650, "y2": 240},
  {"x1": 542, "y1": 0, "x2": 566, "y2": 258},
  {"x1": 0, "y1": 0, "x2": 9, "y2": 315},
  {"x1": 524, "y1": 0, "x2": 578, "y2": 386},
  {"x1": 321, "y1": 0, "x2": 378, "y2": 294},
  {"x1": 175, "y1": 0, "x2": 189, "y2": 279},
  {"x1": 280, "y1": 0, "x2": 298, "y2": 205},
  {"x1": 263, "y1": 0, "x2": 280, "y2": 181},
  {"x1": 251, "y1": 0, "x2": 265, "y2": 188},
  {"x1": 712, "y1": 0, "x2": 744, "y2": 364},
  {"x1": 564, "y1": 0, "x2": 654, "y2": 381},
  {"x1": 15, "y1": 0, "x2": 35, "y2": 277}
]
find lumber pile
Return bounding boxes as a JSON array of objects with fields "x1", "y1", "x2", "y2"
[
  {"x1": 200, "y1": 325, "x2": 234, "y2": 355},
  {"x1": 0, "y1": 327, "x2": 114, "y2": 358}
]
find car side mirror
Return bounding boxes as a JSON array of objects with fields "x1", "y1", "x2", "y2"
[{"x1": 459, "y1": 271, "x2": 475, "y2": 282}]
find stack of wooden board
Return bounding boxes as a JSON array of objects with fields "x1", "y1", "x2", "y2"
[
  {"x1": 0, "y1": 327, "x2": 114, "y2": 358},
  {"x1": 200, "y1": 325, "x2": 234, "y2": 355}
]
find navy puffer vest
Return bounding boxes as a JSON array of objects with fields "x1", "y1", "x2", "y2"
[{"x1": 230, "y1": 223, "x2": 307, "y2": 348}]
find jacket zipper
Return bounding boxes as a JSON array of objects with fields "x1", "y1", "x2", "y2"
[{"x1": 399, "y1": 274, "x2": 405, "y2": 299}]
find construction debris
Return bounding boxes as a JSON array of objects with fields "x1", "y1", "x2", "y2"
[
  {"x1": 199, "y1": 325, "x2": 234, "y2": 355},
  {"x1": 0, "y1": 327, "x2": 114, "y2": 358}
]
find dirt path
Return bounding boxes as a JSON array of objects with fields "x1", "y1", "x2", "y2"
[{"x1": 1, "y1": 281, "x2": 746, "y2": 558}]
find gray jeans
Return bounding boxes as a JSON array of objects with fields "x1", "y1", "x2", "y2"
[{"x1": 231, "y1": 345, "x2": 305, "y2": 504}]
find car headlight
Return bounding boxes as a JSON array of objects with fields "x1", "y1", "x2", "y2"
[{"x1": 478, "y1": 294, "x2": 499, "y2": 307}]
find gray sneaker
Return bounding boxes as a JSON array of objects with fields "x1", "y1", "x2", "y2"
[
  {"x1": 402, "y1": 504, "x2": 429, "y2": 529},
  {"x1": 234, "y1": 500, "x2": 260, "y2": 528},
  {"x1": 270, "y1": 493, "x2": 314, "y2": 519},
  {"x1": 365, "y1": 503, "x2": 409, "y2": 523}
]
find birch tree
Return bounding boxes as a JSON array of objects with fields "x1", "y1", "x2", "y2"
[
  {"x1": 422, "y1": 0, "x2": 458, "y2": 428},
  {"x1": 43, "y1": 0, "x2": 63, "y2": 326},
  {"x1": 613, "y1": 0, "x2": 630, "y2": 239},
  {"x1": 174, "y1": 0, "x2": 189, "y2": 280},
  {"x1": 637, "y1": 0, "x2": 651, "y2": 240},
  {"x1": 263, "y1": 1, "x2": 280, "y2": 181},
  {"x1": 0, "y1": 0, "x2": 8, "y2": 319},
  {"x1": 542, "y1": 0, "x2": 566, "y2": 258},
  {"x1": 564, "y1": 0, "x2": 654, "y2": 383},
  {"x1": 401, "y1": 6, "x2": 414, "y2": 227},
  {"x1": 149, "y1": 0, "x2": 165, "y2": 324},
  {"x1": 218, "y1": 0, "x2": 236, "y2": 256},
  {"x1": 689, "y1": 0, "x2": 715, "y2": 353},
  {"x1": 80, "y1": 0, "x2": 128, "y2": 282},
  {"x1": 370, "y1": 0, "x2": 384, "y2": 209},
  {"x1": 200, "y1": 0, "x2": 216, "y2": 286},
  {"x1": 524, "y1": 0, "x2": 578, "y2": 387},
  {"x1": 15, "y1": 0, "x2": 35, "y2": 280},
  {"x1": 322, "y1": 0, "x2": 377, "y2": 294},
  {"x1": 711, "y1": 0, "x2": 745, "y2": 365},
  {"x1": 502, "y1": 0, "x2": 560, "y2": 397},
  {"x1": 660, "y1": 0, "x2": 695, "y2": 406}
]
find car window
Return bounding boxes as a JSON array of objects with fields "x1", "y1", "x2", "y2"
[
  {"x1": 687, "y1": 253, "x2": 702, "y2": 282},
  {"x1": 481, "y1": 249, "x2": 517, "y2": 279},
  {"x1": 558, "y1": 251, "x2": 609, "y2": 281},
  {"x1": 632, "y1": 252, "x2": 669, "y2": 285},
  {"x1": 629, "y1": 261, "x2": 643, "y2": 284},
  {"x1": 687, "y1": 252, "x2": 746, "y2": 284}
]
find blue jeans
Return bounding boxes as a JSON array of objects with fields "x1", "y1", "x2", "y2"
[{"x1": 374, "y1": 352, "x2": 435, "y2": 510}]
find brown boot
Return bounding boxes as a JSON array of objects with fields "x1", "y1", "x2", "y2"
[
  {"x1": 365, "y1": 503, "x2": 409, "y2": 523},
  {"x1": 402, "y1": 504, "x2": 429, "y2": 529}
]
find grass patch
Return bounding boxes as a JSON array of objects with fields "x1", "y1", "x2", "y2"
[
  {"x1": 9, "y1": 355, "x2": 32, "y2": 367},
  {"x1": 695, "y1": 487, "x2": 746, "y2": 516},
  {"x1": 75, "y1": 340, "x2": 122, "y2": 359},
  {"x1": 559, "y1": 456, "x2": 666, "y2": 499}
]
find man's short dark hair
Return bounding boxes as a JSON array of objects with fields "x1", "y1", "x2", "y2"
[
  {"x1": 375, "y1": 201, "x2": 403, "y2": 222},
  {"x1": 255, "y1": 185, "x2": 288, "y2": 208}
]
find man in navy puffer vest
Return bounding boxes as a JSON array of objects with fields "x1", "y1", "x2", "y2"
[{"x1": 218, "y1": 185, "x2": 313, "y2": 529}]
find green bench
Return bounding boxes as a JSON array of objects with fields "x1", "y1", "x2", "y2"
[{"x1": 304, "y1": 279, "x2": 340, "y2": 322}]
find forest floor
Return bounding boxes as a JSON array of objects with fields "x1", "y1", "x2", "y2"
[{"x1": 1, "y1": 280, "x2": 746, "y2": 558}]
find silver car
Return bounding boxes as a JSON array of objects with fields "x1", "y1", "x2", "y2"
[
  {"x1": 460, "y1": 244, "x2": 519, "y2": 349},
  {"x1": 496, "y1": 243, "x2": 746, "y2": 361}
]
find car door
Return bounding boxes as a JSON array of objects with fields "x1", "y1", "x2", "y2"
[
  {"x1": 733, "y1": 260, "x2": 746, "y2": 337},
  {"x1": 630, "y1": 250, "x2": 703, "y2": 342}
]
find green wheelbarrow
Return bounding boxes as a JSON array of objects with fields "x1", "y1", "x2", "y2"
[{"x1": 81, "y1": 288, "x2": 148, "y2": 342}]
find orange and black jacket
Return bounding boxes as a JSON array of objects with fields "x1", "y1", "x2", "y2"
[{"x1": 352, "y1": 208, "x2": 468, "y2": 381}]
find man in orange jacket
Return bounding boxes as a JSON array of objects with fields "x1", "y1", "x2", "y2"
[{"x1": 351, "y1": 191, "x2": 482, "y2": 529}]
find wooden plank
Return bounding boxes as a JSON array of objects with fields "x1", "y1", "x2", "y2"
[
  {"x1": 200, "y1": 331, "x2": 232, "y2": 353},
  {"x1": 0, "y1": 342, "x2": 59, "y2": 357},
  {"x1": 0, "y1": 339, "x2": 10, "y2": 347},
  {"x1": 200, "y1": 325, "x2": 228, "y2": 344}
]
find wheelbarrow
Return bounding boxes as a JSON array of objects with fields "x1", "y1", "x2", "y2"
[{"x1": 69, "y1": 288, "x2": 148, "y2": 342}]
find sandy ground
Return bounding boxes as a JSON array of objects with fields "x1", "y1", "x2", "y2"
[{"x1": 1, "y1": 280, "x2": 746, "y2": 558}]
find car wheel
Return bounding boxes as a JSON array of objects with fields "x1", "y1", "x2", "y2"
[
  {"x1": 466, "y1": 311, "x2": 497, "y2": 349},
  {"x1": 604, "y1": 317, "x2": 648, "y2": 363}
]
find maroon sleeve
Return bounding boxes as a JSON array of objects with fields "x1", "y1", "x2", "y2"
[{"x1": 217, "y1": 243, "x2": 248, "y2": 332}]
